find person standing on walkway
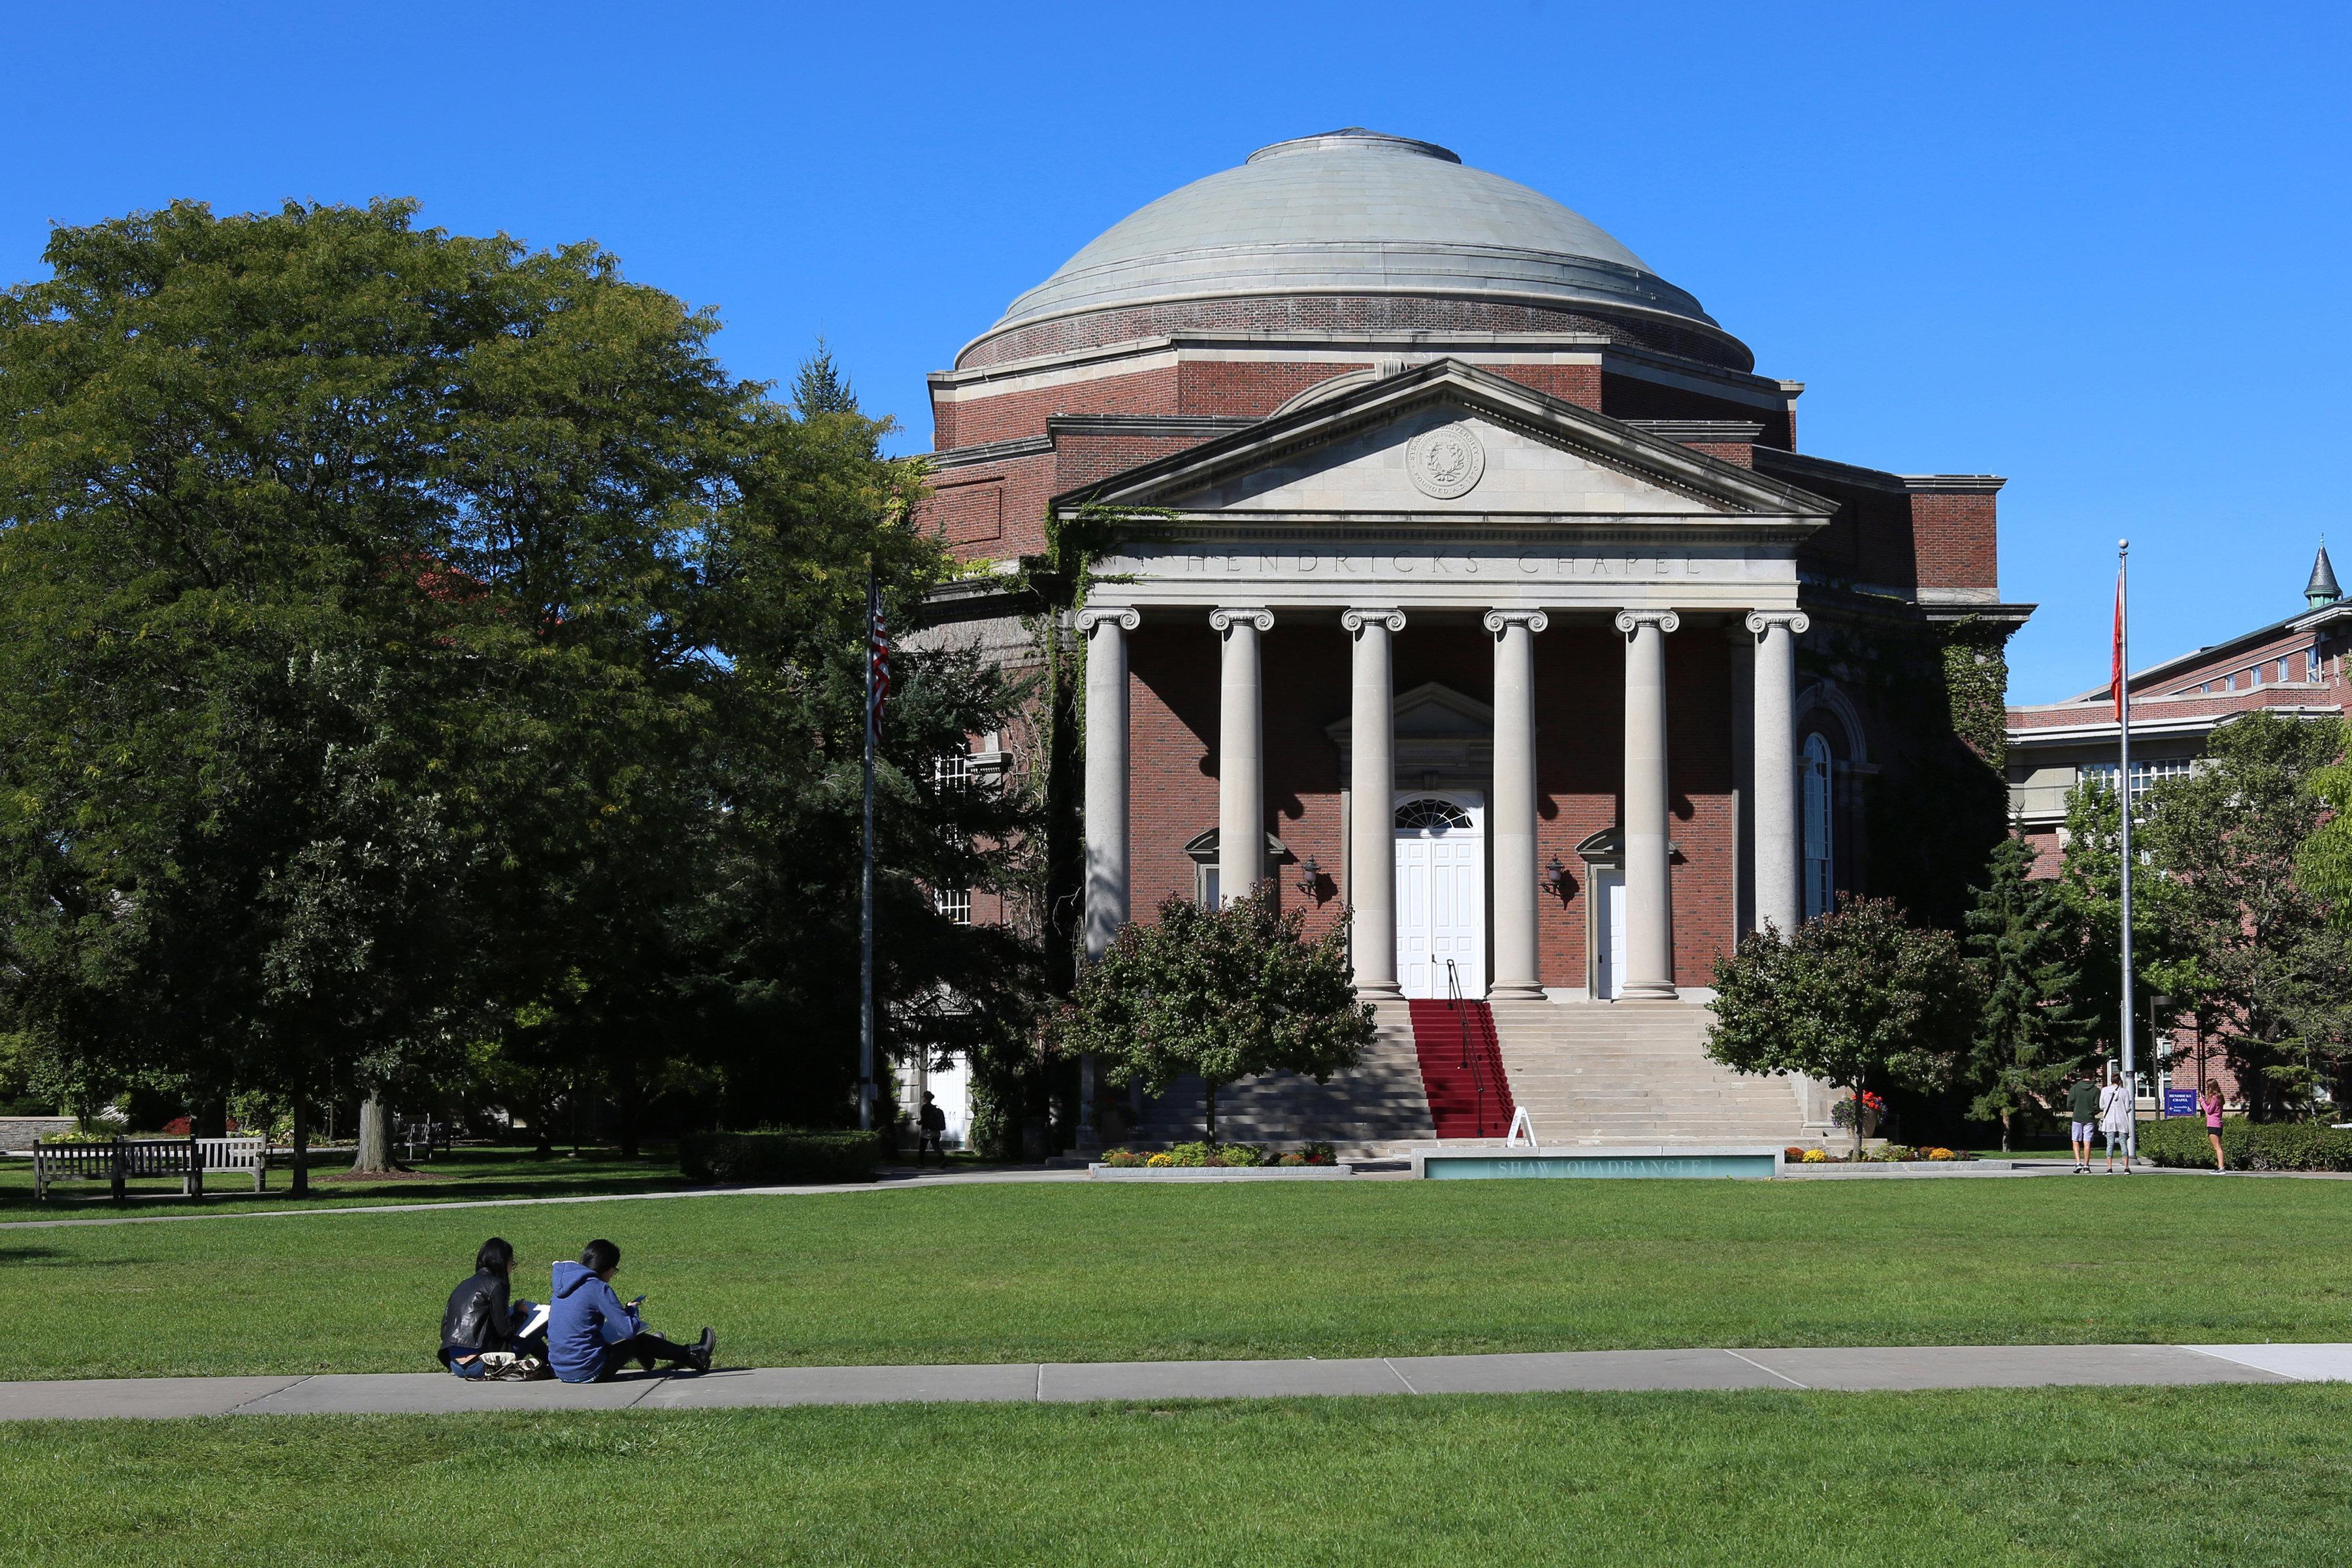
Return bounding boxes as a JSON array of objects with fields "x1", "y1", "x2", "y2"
[
  {"x1": 2099, "y1": 1067, "x2": 2134, "y2": 1173},
  {"x1": 917, "y1": 1092, "x2": 947, "y2": 1166},
  {"x1": 2202, "y1": 1084, "x2": 2227, "y2": 1171},
  {"x1": 2068, "y1": 1071, "x2": 2102, "y2": 1173}
]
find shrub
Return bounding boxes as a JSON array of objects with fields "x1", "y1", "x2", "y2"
[
  {"x1": 1800, "y1": 1147, "x2": 1831, "y2": 1164},
  {"x1": 1096, "y1": 1149, "x2": 1151, "y2": 1168},
  {"x1": 1277, "y1": 1152, "x2": 1305, "y2": 1167},
  {"x1": 1301, "y1": 1140, "x2": 1337, "y2": 1166},
  {"x1": 1146, "y1": 1152, "x2": 1172, "y2": 1168},
  {"x1": 677, "y1": 1130, "x2": 880, "y2": 1184},
  {"x1": 2140, "y1": 1115, "x2": 2352, "y2": 1171},
  {"x1": 1877, "y1": 1143, "x2": 1919, "y2": 1162}
]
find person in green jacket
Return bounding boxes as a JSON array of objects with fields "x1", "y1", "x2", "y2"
[{"x1": 2067, "y1": 1073, "x2": 2102, "y2": 1173}]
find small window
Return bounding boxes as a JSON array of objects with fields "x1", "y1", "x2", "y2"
[
  {"x1": 1801, "y1": 734, "x2": 1834, "y2": 921},
  {"x1": 1394, "y1": 798, "x2": 1473, "y2": 834},
  {"x1": 934, "y1": 751, "x2": 973, "y2": 791},
  {"x1": 934, "y1": 889, "x2": 972, "y2": 925},
  {"x1": 2279, "y1": 658, "x2": 2293, "y2": 683}
]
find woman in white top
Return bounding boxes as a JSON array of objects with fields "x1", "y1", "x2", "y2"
[{"x1": 2099, "y1": 1071, "x2": 2134, "y2": 1173}]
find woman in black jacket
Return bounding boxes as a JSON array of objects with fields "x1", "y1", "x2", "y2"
[{"x1": 438, "y1": 1237, "x2": 546, "y2": 1377}]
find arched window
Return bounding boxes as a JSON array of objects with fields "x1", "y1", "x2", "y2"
[
  {"x1": 1394, "y1": 798, "x2": 1473, "y2": 834},
  {"x1": 1801, "y1": 732, "x2": 1835, "y2": 921}
]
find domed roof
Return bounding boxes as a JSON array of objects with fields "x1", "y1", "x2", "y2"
[{"x1": 983, "y1": 129, "x2": 1738, "y2": 357}]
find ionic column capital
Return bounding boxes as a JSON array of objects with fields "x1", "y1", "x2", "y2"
[
  {"x1": 1744, "y1": 609, "x2": 1811, "y2": 637},
  {"x1": 1342, "y1": 607, "x2": 1407, "y2": 635},
  {"x1": 1614, "y1": 608, "x2": 1682, "y2": 636},
  {"x1": 1481, "y1": 608, "x2": 1550, "y2": 636},
  {"x1": 1209, "y1": 606, "x2": 1275, "y2": 634},
  {"x1": 1077, "y1": 605, "x2": 1140, "y2": 634}
]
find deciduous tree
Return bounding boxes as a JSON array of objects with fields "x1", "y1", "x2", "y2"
[{"x1": 1708, "y1": 899, "x2": 1978, "y2": 1156}]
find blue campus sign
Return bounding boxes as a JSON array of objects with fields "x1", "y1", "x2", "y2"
[{"x1": 2163, "y1": 1090, "x2": 2199, "y2": 1118}]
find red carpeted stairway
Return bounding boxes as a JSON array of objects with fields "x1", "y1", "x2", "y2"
[{"x1": 1406, "y1": 999, "x2": 1517, "y2": 1139}]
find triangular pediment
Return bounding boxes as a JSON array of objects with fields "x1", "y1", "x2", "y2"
[
  {"x1": 1056, "y1": 359, "x2": 1833, "y2": 526},
  {"x1": 1324, "y1": 683, "x2": 1494, "y2": 746}
]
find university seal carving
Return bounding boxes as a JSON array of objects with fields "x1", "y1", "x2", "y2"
[{"x1": 1405, "y1": 422, "x2": 1485, "y2": 499}]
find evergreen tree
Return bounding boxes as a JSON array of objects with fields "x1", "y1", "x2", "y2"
[
  {"x1": 1963, "y1": 828, "x2": 2092, "y2": 1150},
  {"x1": 791, "y1": 337, "x2": 859, "y2": 418}
]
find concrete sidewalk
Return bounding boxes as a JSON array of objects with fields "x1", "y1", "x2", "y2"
[{"x1": 3, "y1": 1343, "x2": 2346, "y2": 1421}]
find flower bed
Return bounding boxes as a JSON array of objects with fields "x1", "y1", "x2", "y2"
[
  {"x1": 1787, "y1": 1143, "x2": 1976, "y2": 1166},
  {"x1": 1096, "y1": 1141, "x2": 1337, "y2": 1169}
]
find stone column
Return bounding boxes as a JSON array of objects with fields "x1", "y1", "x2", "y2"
[
  {"x1": 1614, "y1": 610, "x2": 1682, "y2": 1001},
  {"x1": 1343, "y1": 608, "x2": 1406, "y2": 995},
  {"x1": 1745, "y1": 610, "x2": 1810, "y2": 938},
  {"x1": 1211, "y1": 608, "x2": 1274, "y2": 905},
  {"x1": 1079, "y1": 606, "x2": 1140, "y2": 958},
  {"x1": 1485, "y1": 608, "x2": 1550, "y2": 1000}
]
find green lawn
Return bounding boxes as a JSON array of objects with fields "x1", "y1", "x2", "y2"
[
  {"x1": 6, "y1": 1386, "x2": 2349, "y2": 1565},
  {"x1": 6, "y1": 1177, "x2": 2348, "y2": 1380}
]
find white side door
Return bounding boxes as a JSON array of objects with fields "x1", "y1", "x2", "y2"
[{"x1": 1594, "y1": 866, "x2": 1627, "y2": 1000}]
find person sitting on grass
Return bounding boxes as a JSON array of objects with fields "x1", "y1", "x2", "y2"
[
  {"x1": 439, "y1": 1237, "x2": 549, "y2": 1379},
  {"x1": 547, "y1": 1237, "x2": 715, "y2": 1383}
]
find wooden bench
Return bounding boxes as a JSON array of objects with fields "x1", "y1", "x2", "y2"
[
  {"x1": 31, "y1": 1135, "x2": 266, "y2": 1202},
  {"x1": 195, "y1": 1135, "x2": 268, "y2": 1193}
]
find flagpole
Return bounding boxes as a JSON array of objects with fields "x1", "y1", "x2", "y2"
[
  {"x1": 2116, "y1": 540, "x2": 2136, "y2": 1166},
  {"x1": 859, "y1": 572, "x2": 879, "y2": 1134}
]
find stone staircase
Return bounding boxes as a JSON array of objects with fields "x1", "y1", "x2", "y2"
[
  {"x1": 1122, "y1": 1000, "x2": 1435, "y2": 1152},
  {"x1": 1482, "y1": 998, "x2": 1811, "y2": 1146}
]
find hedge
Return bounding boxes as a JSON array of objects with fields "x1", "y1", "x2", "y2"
[
  {"x1": 678, "y1": 1130, "x2": 881, "y2": 1184},
  {"x1": 2137, "y1": 1115, "x2": 2352, "y2": 1171}
]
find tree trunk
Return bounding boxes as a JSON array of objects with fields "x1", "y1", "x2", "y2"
[
  {"x1": 1204, "y1": 1080, "x2": 1220, "y2": 1144},
  {"x1": 1850, "y1": 1083, "x2": 1865, "y2": 1160},
  {"x1": 193, "y1": 1096, "x2": 229, "y2": 1140},
  {"x1": 351, "y1": 1092, "x2": 399, "y2": 1173},
  {"x1": 1999, "y1": 1109, "x2": 2012, "y2": 1154},
  {"x1": 291, "y1": 1093, "x2": 310, "y2": 1198}
]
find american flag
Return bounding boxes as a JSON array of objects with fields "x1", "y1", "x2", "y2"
[{"x1": 866, "y1": 580, "x2": 890, "y2": 730}]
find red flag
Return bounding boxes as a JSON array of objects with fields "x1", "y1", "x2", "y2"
[{"x1": 2112, "y1": 566, "x2": 2126, "y2": 722}]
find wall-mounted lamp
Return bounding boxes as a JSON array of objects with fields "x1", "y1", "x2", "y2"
[
  {"x1": 1296, "y1": 855, "x2": 1324, "y2": 901},
  {"x1": 1544, "y1": 856, "x2": 1571, "y2": 899}
]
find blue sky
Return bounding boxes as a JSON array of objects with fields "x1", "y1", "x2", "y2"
[{"x1": 7, "y1": 1, "x2": 2345, "y2": 702}]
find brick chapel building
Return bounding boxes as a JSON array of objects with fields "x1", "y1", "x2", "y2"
[{"x1": 915, "y1": 130, "x2": 2026, "y2": 1149}]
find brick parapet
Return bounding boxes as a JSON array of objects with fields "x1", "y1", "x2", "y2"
[{"x1": 960, "y1": 296, "x2": 1750, "y2": 374}]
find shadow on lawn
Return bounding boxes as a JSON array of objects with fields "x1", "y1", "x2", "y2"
[{"x1": 0, "y1": 1146, "x2": 696, "y2": 1217}]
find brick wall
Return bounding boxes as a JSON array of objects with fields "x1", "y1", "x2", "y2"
[
  {"x1": 1603, "y1": 371, "x2": 1794, "y2": 448},
  {"x1": 1908, "y1": 492, "x2": 1998, "y2": 595},
  {"x1": 1179, "y1": 359, "x2": 1366, "y2": 418},
  {"x1": 934, "y1": 364, "x2": 1178, "y2": 450}
]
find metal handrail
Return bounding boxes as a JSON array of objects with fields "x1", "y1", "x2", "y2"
[{"x1": 1444, "y1": 960, "x2": 1492, "y2": 1137}]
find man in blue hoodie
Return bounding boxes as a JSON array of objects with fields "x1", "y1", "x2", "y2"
[{"x1": 547, "y1": 1238, "x2": 716, "y2": 1383}]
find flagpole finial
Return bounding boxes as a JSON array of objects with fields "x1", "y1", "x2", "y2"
[{"x1": 2118, "y1": 538, "x2": 2129, "y2": 552}]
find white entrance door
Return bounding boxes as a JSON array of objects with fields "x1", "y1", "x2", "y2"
[
  {"x1": 1394, "y1": 794, "x2": 1484, "y2": 1000},
  {"x1": 1593, "y1": 867, "x2": 1627, "y2": 1000}
]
